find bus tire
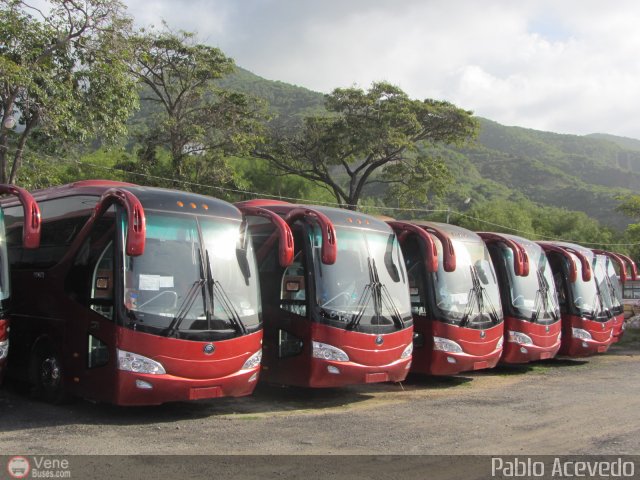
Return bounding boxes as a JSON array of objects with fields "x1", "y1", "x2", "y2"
[{"x1": 30, "y1": 343, "x2": 68, "y2": 404}]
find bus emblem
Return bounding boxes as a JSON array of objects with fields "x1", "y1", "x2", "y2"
[
  {"x1": 480, "y1": 331, "x2": 486, "y2": 338},
  {"x1": 375, "y1": 335, "x2": 384, "y2": 345},
  {"x1": 203, "y1": 343, "x2": 215, "y2": 355},
  {"x1": 546, "y1": 325, "x2": 550, "y2": 333}
]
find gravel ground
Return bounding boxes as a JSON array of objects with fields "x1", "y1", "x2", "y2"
[{"x1": 1, "y1": 330, "x2": 639, "y2": 457}]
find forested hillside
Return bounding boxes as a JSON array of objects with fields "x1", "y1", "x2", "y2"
[{"x1": 217, "y1": 69, "x2": 639, "y2": 230}]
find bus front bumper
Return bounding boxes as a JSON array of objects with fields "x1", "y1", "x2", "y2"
[
  {"x1": 307, "y1": 357, "x2": 411, "y2": 388},
  {"x1": 114, "y1": 366, "x2": 261, "y2": 406},
  {"x1": 428, "y1": 348, "x2": 502, "y2": 376},
  {"x1": 501, "y1": 339, "x2": 562, "y2": 364}
]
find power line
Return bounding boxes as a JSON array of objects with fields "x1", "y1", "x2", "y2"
[{"x1": 21, "y1": 155, "x2": 640, "y2": 248}]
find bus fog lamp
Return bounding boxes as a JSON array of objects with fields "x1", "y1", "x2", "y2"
[
  {"x1": 117, "y1": 349, "x2": 166, "y2": 375},
  {"x1": 520, "y1": 347, "x2": 528, "y2": 354},
  {"x1": 508, "y1": 331, "x2": 533, "y2": 345},
  {"x1": 400, "y1": 342, "x2": 413, "y2": 359},
  {"x1": 0, "y1": 339, "x2": 8, "y2": 360},
  {"x1": 241, "y1": 350, "x2": 262, "y2": 370},
  {"x1": 248, "y1": 372, "x2": 258, "y2": 383},
  {"x1": 446, "y1": 356, "x2": 457, "y2": 364},
  {"x1": 312, "y1": 341, "x2": 349, "y2": 362},
  {"x1": 327, "y1": 365, "x2": 340, "y2": 374},
  {"x1": 135, "y1": 379, "x2": 153, "y2": 390},
  {"x1": 582, "y1": 341, "x2": 589, "y2": 348},
  {"x1": 571, "y1": 327, "x2": 592, "y2": 341},
  {"x1": 433, "y1": 337, "x2": 463, "y2": 354}
]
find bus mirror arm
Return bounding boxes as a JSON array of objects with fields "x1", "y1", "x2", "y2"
[
  {"x1": 386, "y1": 221, "x2": 438, "y2": 273},
  {"x1": 236, "y1": 205, "x2": 294, "y2": 267},
  {"x1": 0, "y1": 184, "x2": 41, "y2": 249},
  {"x1": 285, "y1": 208, "x2": 337, "y2": 265},
  {"x1": 477, "y1": 232, "x2": 529, "y2": 277},
  {"x1": 95, "y1": 188, "x2": 146, "y2": 256},
  {"x1": 616, "y1": 253, "x2": 638, "y2": 281},
  {"x1": 537, "y1": 242, "x2": 579, "y2": 283}
]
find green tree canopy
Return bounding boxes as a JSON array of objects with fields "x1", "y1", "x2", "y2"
[
  {"x1": 0, "y1": 0, "x2": 138, "y2": 183},
  {"x1": 129, "y1": 26, "x2": 267, "y2": 187},
  {"x1": 253, "y1": 81, "x2": 477, "y2": 210}
]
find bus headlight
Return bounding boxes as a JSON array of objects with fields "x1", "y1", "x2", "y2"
[
  {"x1": 117, "y1": 349, "x2": 166, "y2": 375},
  {"x1": 312, "y1": 341, "x2": 349, "y2": 362},
  {"x1": 433, "y1": 337, "x2": 463, "y2": 353},
  {"x1": 0, "y1": 339, "x2": 8, "y2": 360},
  {"x1": 508, "y1": 331, "x2": 533, "y2": 345},
  {"x1": 571, "y1": 327, "x2": 592, "y2": 341},
  {"x1": 400, "y1": 342, "x2": 413, "y2": 359},
  {"x1": 241, "y1": 350, "x2": 262, "y2": 370}
]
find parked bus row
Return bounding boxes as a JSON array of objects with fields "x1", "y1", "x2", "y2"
[{"x1": 0, "y1": 180, "x2": 635, "y2": 406}]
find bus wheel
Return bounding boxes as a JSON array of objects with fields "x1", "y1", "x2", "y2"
[{"x1": 31, "y1": 345, "x2": 67, "y2": 404}]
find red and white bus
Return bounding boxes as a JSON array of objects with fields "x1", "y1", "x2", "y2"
[
  {"x1": 0, "y1": 185, "x2": 41, "y2": 383},
  {"x1": 387, "y1": 221, "x2": 504, "y2": 375},
  {"x1": 236, "y1": 200, "x2": 414, "y2": 388},
  {"x1": 2, "y1": 180, "x2": 293, "y2": 405},
  {"x1": 480, "y1": 233, "x2": 562, "y2": 363},
  {"x1": 539, "y1": 242, "x2": 615, "y2": 357}
]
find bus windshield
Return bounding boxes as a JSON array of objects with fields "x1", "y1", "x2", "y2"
[
  {"x1": 603, "y1": 256, "x2": 623, "y2": 314},
  {"x1": 123, "y1": 212, "x2": 260, "y2": 340},
  {"x1": 593, "y1": 255, "x2": 615, "y2": 317},
  {"x1": 433, "y1": 238, "x2": 503, "y2": 329},
  {"x1": 502, "y1": 243, "x2": 559, "y2": 324},
  {"x1": 568, "y1": 252, "x2": 608, "y2": 321},
  {"x1": 313, "y1": 225, "x2": 412, "y2": 332}
]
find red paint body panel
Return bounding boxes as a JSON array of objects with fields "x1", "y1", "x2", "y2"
[
  {"x1": 501, "y1": 316, "x2": 562, "y2": 364},
  {"x1": 306, "y1": 322, "x2": 412, "y2": 387},
  {"x1": 559, "y1": 314, "x2": 614, "y2": 357},
  {"x1": 411, "y1": 317, "x2": 503, "y2": 375},
  {"x1": 113, "y1": 328, "x2": 262, "y2": 405},
  {"x1": 260, "y1": 310, "x2": 412, "y2": 388},
  {"x1": 0, "y1": 318, "x2": 7, "y2": 383},
  {"x1": 611, "y1": 313, "x2": 625, "y2": 343}
]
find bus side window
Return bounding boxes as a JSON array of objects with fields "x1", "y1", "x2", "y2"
[
  {"x1": 280, "y1": 251, "x2": 307, "y2": 317},
  {"x1": 90, "y1": 241, "x2": 115, "y2": 320},
  {"x1": 65, "y1": 216, "x2": 115, "y2": 319}
]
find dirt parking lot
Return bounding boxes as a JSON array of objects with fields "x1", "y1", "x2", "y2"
[{"x1": 1, "y1": 330, "x2": 640, "y2": 456}]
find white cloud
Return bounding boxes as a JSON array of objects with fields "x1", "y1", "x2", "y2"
[{"x1": 120, "y1": 0, "x2": 640, "y2": 137}]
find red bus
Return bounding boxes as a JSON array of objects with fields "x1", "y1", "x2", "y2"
[
  {"x1": 480, "y1": 233, "x2": 562, "y2": 363},
  {"x1": 1, "y1": 180, "x2": 293, "y2": 405},
  {"x1": 539, "y1": 242, "x2": 615, "y2": 357},
  {"x1": 387, "y1": 221, "x2": 504, "y2": 375},
  {"x1": 592, "y1": 250, "x2": 628, "y2": 342},
  {"x1": 0, "y1": 184, "x2": 41, "y2": 383},
  {"x1": 236, "y1": 200, "x2": 414, "y2": 388}
]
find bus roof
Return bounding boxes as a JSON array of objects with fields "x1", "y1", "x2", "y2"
[{"x1": 1, "y1": 181, "x2": 242, "y2": 221}]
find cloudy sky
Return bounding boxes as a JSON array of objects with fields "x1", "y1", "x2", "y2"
[{"x1": 122, "y1": 0, "x2": 640, "y2": 138}]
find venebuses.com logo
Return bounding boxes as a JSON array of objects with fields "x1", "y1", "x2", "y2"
[
  {"x1": 7, "y1": 456, "x2": 30, "y2": 479},
  {"x1": 6, "y1": 456, "x2": 71, "y2": 479}
]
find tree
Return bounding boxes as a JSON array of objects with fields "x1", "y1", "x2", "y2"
[
  {"x1": 253, "y1": 82, "x2": 477, "y2": 210},
  {"x1": 129, "y1": 27, "x2": 267, "y2": 184},
  {"x1": 0, "y1": 0, "x2": 138, "y2": 184}
]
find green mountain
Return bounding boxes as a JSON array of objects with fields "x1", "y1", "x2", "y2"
[{"x1": 202, "y1": 67, "x2": 640, "y2": 230}]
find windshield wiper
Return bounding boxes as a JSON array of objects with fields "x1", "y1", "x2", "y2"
[
  {"x1": 531, "y1": 268, "x2": 559, "y2": 323},
  {"x1": 205, "y1": 249, "x2": 248, "y2": 335},
  {"x1": 346, "y1": 258, "x2": 405, "y2": 330},
  {"x1": 461, "y1": 266, "x2": 500, "y2": 327},
  {"x1": 165, "y1": 278, "x2": 205, "y2": 337},
  {"x1": 347, "y1": 257, "x2": 377, "y2": 330}
]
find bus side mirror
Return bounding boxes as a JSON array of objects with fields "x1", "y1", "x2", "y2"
[
  {"x1": 97, "y1": 189, "x2": 145, "y2": 257},
  {"x1": 0, "y1": 184, "x2": 41, "y2": 249}
]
